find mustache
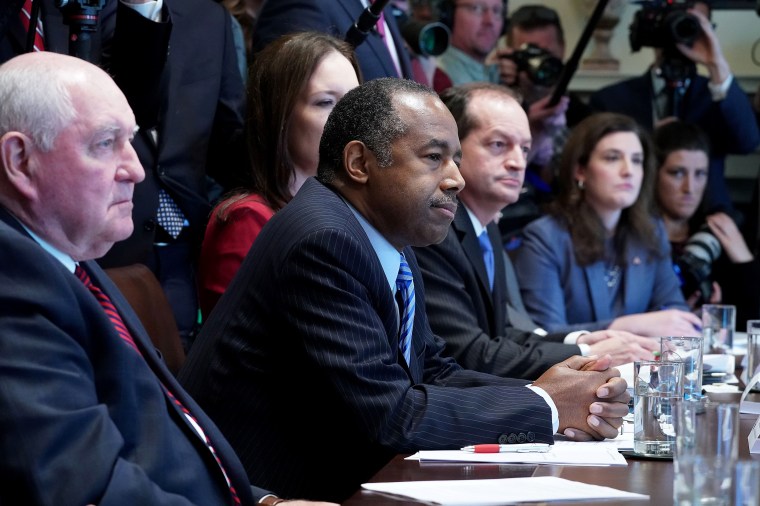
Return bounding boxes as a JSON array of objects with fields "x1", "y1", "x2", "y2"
[{"x1": 428, "y1": 194, "x2": 458, "y2": 208}]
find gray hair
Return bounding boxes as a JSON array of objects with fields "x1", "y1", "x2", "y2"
[{"x1": 0, "y1": 60, "x2": 76, "y2": 151}]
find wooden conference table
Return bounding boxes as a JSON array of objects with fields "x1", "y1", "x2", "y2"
[{"x1": 344, "y1": 392, "x2": 759, "y2": 505}]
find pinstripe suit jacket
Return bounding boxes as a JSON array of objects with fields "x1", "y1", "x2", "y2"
[
  {"x1": 179, "y1": 178, "x2": 553, "y2": 502},
  {"x1": 414, "y1": 205, "x2": 581, "y2": 380},
  {"x1": 0, "y1": 207, "x2": 258, "y2": 505}
]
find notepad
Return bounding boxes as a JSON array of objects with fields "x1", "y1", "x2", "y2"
[{"x1": 362, "y1": 476, "x2": 649, "y2": 505}]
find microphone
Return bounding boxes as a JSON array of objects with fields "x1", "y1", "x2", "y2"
[{"x1": 345, "y1": 0, "x2": 391, "y2": 49}]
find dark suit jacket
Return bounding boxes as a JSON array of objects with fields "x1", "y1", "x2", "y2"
[
  {"x1": 252, "y1": 0, "x2": 413, "y2": 81},
  {"x1": 179, "y1": 178, "x2": 553, "y2": 503},
  {"x1": 414, "y1": 205, "x2": 581, "y2": 380},
  {"x1": 2, "y1": 0, "x2": 247, "y2": 266},
  {"x1": 589, "y1": 72, "x2": 760, "y2": 215},
  {"x1": 101, "y1": 0, "x2": 247, "y2": 266},
  {"x1": 0, "y1": 208, "x2": 261, "y2": 504}
]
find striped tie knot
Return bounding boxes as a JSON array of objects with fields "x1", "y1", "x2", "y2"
[{"x1": 396, "y1": 254, "x2": 415, "y2": 365}]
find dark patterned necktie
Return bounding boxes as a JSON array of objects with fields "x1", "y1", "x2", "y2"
[{"x1": 74, "y1": 265, "x2": 241, "y2": 505}]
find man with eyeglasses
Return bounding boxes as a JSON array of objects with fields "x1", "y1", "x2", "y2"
[{"x1": 436, "y1": 0, "x2": 506, "y2": 86}]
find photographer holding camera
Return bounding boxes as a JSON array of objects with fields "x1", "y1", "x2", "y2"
[
  {"x1": 435, "y1": 0, "x2": 505, "y2": 85},
  {"x1": 590, "y1": 0, "x2": 760, "y2": 220},
  {"x1": 488, "y1": 5, "x2": 592, "y2": 244},
  {"x1": 654, "y1": 120, "x2": 760, "y2": 327}
]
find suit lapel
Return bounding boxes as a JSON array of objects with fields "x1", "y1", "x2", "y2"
[
  {"x1": 622, "y1": 241, "x2": 645, "y2": 314},
  {"x1": 453, "y1": 207, "x2": 493, "y2": 309},
  {"x1": 486, "y1": 223, "x2": 507, "y2": 330},
  {"x1": 584, "y1": 263, "x2": 610, "y2": 322},
  {"x1": 80, "y1": 261, "x2": 164, "y2": 368}
]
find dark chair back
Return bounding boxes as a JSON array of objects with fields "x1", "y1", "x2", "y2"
[{"x1": 105, "y1": 264, "x2": 185, "y2": 375}]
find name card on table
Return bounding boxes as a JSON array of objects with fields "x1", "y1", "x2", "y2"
[{"x1": 749, "y1": 416, "x2": 760, "y2": 454}]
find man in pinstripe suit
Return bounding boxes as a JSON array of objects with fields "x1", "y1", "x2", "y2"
[
  {"x1": 180, "y1": 78, "x2": 631, "y2": 503},
  {"x1": 415, "y1": 82, "x2": 659, "y2": 380}
]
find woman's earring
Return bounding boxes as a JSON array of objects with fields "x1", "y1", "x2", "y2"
[{"x1": 576, "y1": 179, "x2": 584, "y2": 190}]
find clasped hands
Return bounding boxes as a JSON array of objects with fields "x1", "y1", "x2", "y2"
[{"x1": 533, "y1": 355, "x2": 630, "y2": 441}]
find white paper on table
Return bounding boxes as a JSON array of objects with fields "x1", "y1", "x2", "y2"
[
  {"x1": 553, "y1": 422, "x2": 634, "y2": 452},
  {"x1": 412, "y1": 444, "x2": 627, "y2": 466},
  {"x1": 361, "y1": 476, "x2": 649, "y2": 505}
]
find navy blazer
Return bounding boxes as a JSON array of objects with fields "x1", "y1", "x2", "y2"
[
  {"x1": 513, "y1": 214, "x2": 688, "y2": 333},
  {"x1": 0, "y1": 208, "x2": 259, "y2": 505},
  {"x1": 252, "y1": 0, "x2": 413, "y2": 81},
  {"x1": 179, "y1": 178, "x2": 553, "y2": 503},
  {"x1": 413, "y1": 204, "x2": 580, "y2": 380},
  {"x1": 589, "y1": 72, "x2": 760, "y2": 214}
]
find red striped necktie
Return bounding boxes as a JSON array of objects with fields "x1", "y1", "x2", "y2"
[
  {"x1": 74, "y1": 264, "x2": 242, "y2": 505},
  {"x1": 19, "y1": 0, "x2": 45, "y2": 52}
]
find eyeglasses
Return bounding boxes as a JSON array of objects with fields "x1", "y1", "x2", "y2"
[{"x1": 455, "y1": 2, "x2": 504, "y2": 18}]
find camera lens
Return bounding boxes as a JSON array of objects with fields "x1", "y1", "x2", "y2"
[
  {"x1": 400, "y1": 20, "x2": 450, "y2": 57},
  {"x1": 683, "y1": 229, "x2": 721, "y2": 265},
  {"x1": 665, "y1": 11, "x2": 701, "y2": 46}
]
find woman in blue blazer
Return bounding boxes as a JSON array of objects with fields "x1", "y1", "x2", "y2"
[{"x1": 514, "y1": 113, "x2": 701, "y2": 336}]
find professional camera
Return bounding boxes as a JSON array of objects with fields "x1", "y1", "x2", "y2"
[
  {"x1": 391, "y1": 5, "x2": 450, "y2": 57},
  {"x1": 629, "y1": 0, "x2": 701, "y2": 52},
  {"x1": 673, "y1": 225, "x2": 722, "y2": 304},
  {"x1": 400, "y1": 20, "x2": 450, "y2": 57},
  {"x1": 502, "y1": 43, "x2": 563, "y2": 87}
]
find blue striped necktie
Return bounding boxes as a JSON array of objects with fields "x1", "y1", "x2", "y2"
[{"x1": 396, "y1": 254, "x2": 415, "y2": 365}]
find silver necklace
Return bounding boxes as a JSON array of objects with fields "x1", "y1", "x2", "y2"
[{"x1": 605, "y1": 265, "x2": 621, "y2": 288}]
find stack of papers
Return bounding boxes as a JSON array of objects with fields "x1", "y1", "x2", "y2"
[
  {"x1": 410, "y1": 443, "x2": 627, "y2": 466},
  {"x1": 362, "y1": 476, "x2": 649, "y2": 504}
]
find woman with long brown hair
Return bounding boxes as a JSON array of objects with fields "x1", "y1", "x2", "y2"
[
  {"x1": 513, "y1": 112, "x2": 701, "y2": 337},
  {"x1": 198, "y1": 31, "x2": 361, "y2": 318}
]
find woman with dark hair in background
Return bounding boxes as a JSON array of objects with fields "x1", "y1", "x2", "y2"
[
  {"x1": 198, "y1": 31, "x2": 361, "y2": 319},
  {"x1": 654, "y1": 120, "x2": 759, "y2": 328},
  {"x1": 514, "y1": 112, "x2": 701, "y2": 337}
]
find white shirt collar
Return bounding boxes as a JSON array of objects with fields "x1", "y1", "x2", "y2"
[{"x1": 463, "y1": 203, "x2": 487, "y2": 237}]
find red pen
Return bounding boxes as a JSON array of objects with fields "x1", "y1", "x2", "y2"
[{"x1": 461, "y1": 443, "x2": 551, "y2": 453}]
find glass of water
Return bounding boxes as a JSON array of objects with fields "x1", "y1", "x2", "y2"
[{"x1": 633, "y1": 360, "x2": 683, "y2": 457}]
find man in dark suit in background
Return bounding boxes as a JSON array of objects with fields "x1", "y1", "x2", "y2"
[
  {"x1": 589, "y1": 1, "x2": 759, "y2": 219},
  {"x1": 414, "y1": 82, "x2": 658, "y2": 380},
  {"x1": 2, "y1": 0, "x2": 248, "y2": 349},
  {"x1": 0, "y1": 51, "x2": 331, "y2": 506},
  {"x1": 252, "y1": 0, "x2": 413, "y2": 81},
  {"x1": 179, "y1": 78, "x2": 631, "y2": 503}
]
